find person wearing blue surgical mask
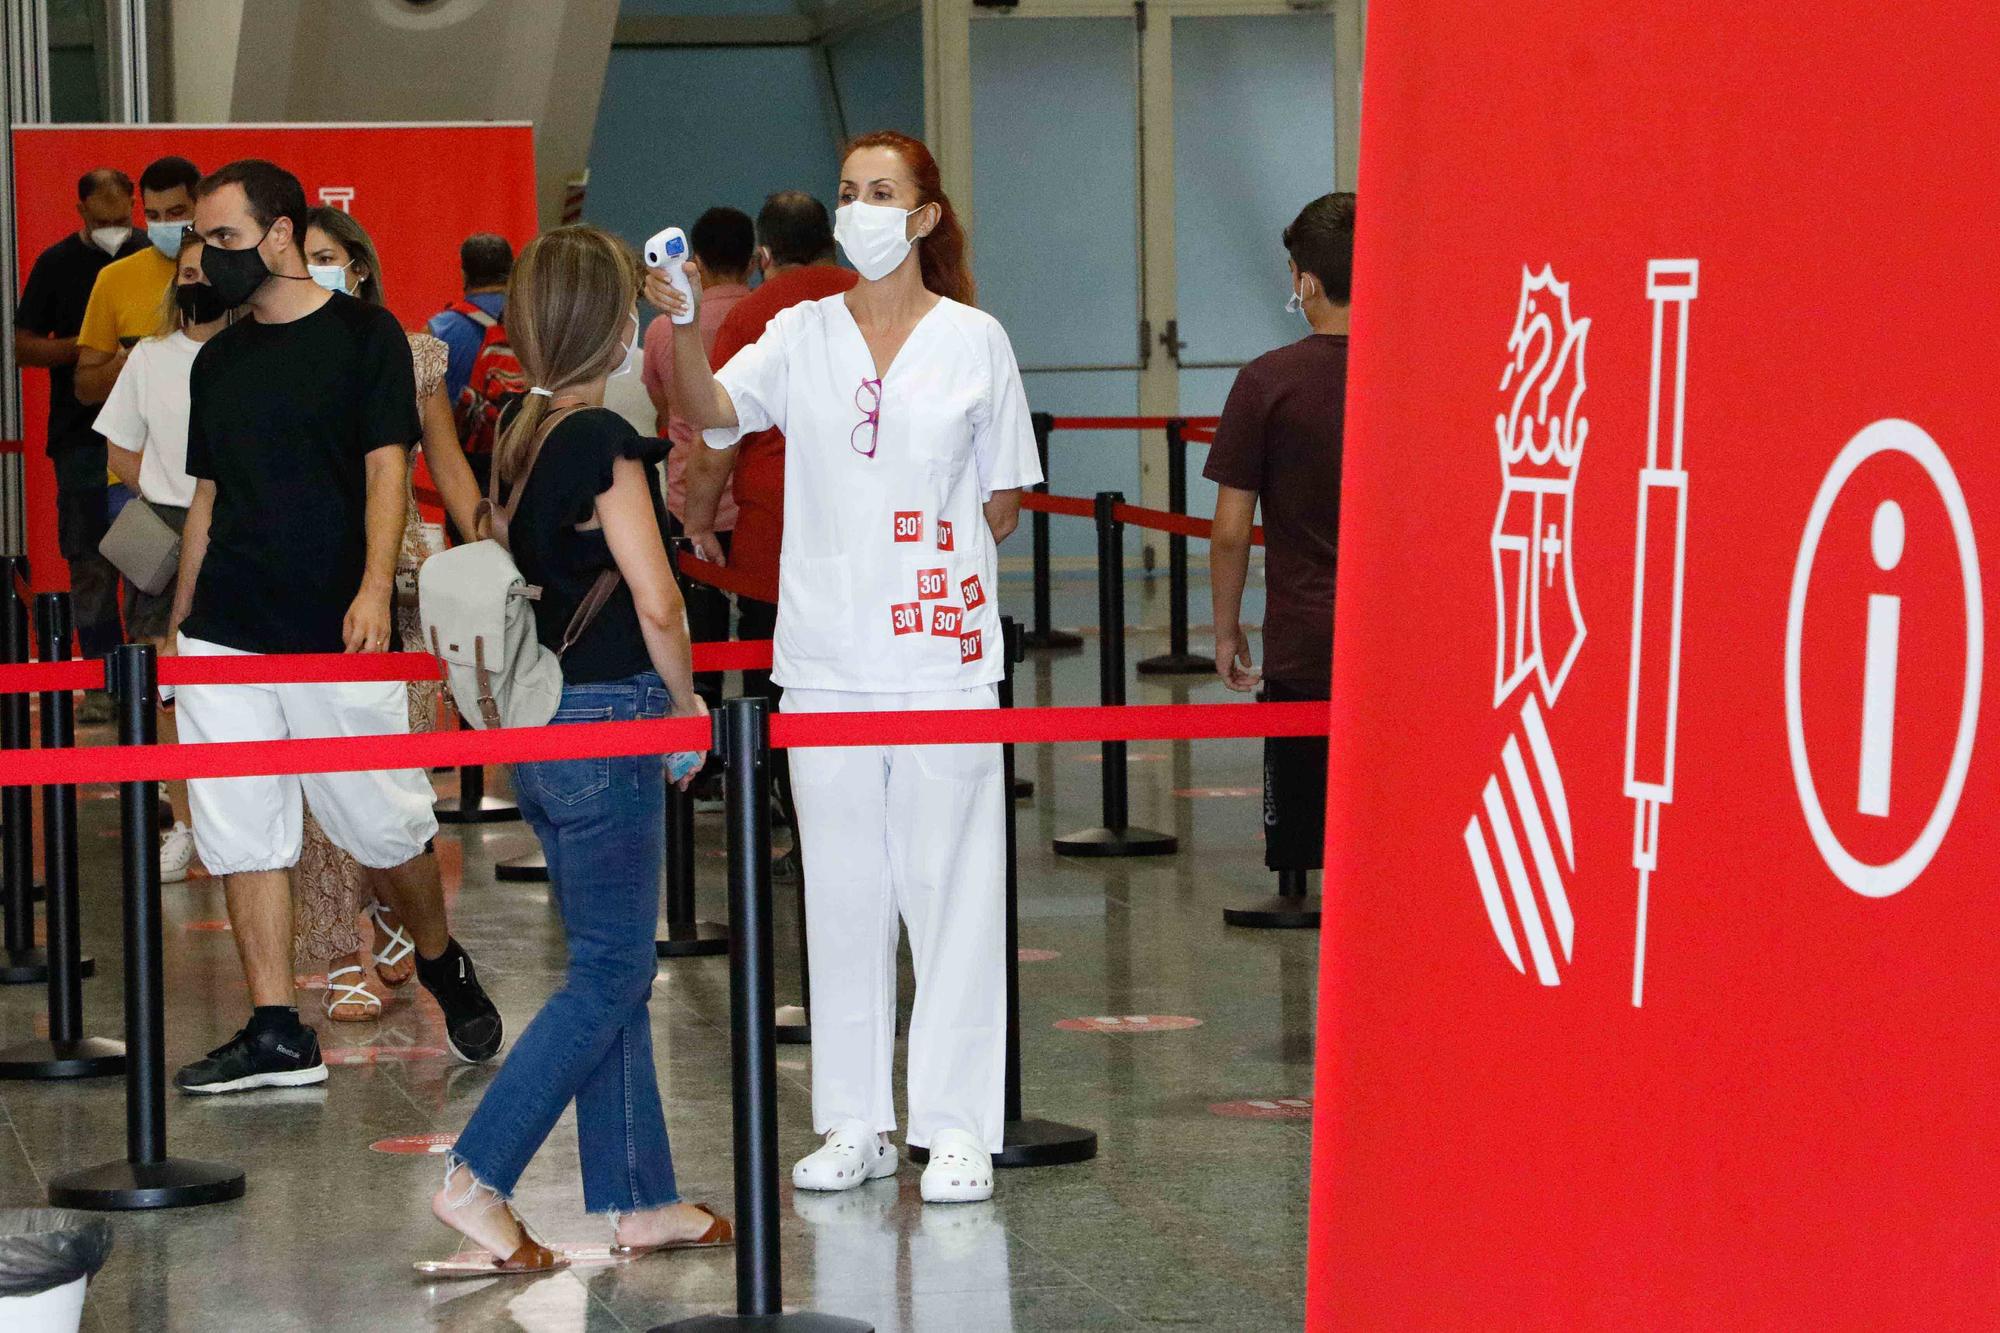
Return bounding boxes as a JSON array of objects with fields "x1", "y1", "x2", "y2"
[{"x1": 291, "y1": 204, "x2": 489, "y2": 1024}]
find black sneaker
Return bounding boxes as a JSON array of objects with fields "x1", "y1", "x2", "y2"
[
  {"x1": 418, "y1": 941, "x2": 504, "y2": 1064},
  {"x1": 175, "y1": 1022, "x2": 327, "y2": 1095}
]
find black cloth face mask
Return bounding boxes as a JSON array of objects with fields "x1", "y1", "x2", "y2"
[
  {"x1": 200, "y1": 230, "x2": 275, "y2": 307},
  {"x1": 176, "y1": 282, "x2": 233, "y2": 325}
]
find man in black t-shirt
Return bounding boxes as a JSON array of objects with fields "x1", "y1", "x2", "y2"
[
  {"x1": 164, "y1": 160, "x2": 500, "y2": 1094},
  {"x1": 14, "y1": 168, "x2": 146, "y2": 690},
  {"x1": 1206, "y1": 192, "x2": 1354, "y2": 888}
]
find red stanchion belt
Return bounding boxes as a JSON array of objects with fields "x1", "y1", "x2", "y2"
[
  {"x1": 0, "y1": 701, "x2": 1325, "y2": 788},
  {"x1": 0, "y1": 439, "x2": 24, "y2": 455},
  {"x1": 1019, "y1": 491, "x2": 1263, "y2": 545},
  {"x1": 0, "y1": 640, "x2": 775, "y2": 696},
  {"x1": 1047, "y1": 416, "x2": 1221, "y2": 432}
]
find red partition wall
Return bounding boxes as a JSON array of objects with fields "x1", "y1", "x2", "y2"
[
  {"x1": 9, "y1": 122, "x2": 538, "y2": 592},
  {"x1": 1311, "y1": 5, "x2": 1999, "y2": 1326}
]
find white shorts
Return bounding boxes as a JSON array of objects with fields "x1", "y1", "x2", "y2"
[{"x1": 174, "y1": 634, "x2": 440, "y2": 876}]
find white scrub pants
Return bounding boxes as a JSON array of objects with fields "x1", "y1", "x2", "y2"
[
  {"x1": 174, "y1": 634, "x2": 439, "y2": 876},
  {"x1": 784, "y1": 684, "x2": 1005, "y2": 1152}
]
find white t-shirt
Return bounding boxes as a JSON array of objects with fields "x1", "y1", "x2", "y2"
[
  {"x1": 707, "y1": 295, "x2": 1042, "y2": 693},
  {"x1": 92, "y1": 330, "x2": 201, "y2": 509}
]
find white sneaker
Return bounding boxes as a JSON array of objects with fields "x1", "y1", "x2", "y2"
[
  {"x1": 792, "y1": 1118, "x2": 897, "y2": 1193},
  {"x1": 160, "y1": 822, "x2": 196, "y2": 885},
  {"x1": 919, "y1": 1128, "x2": 994, "y2": 1204}
]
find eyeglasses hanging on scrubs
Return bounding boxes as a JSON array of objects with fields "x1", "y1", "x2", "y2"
[{"x1": 852, "y1": 377, "x2": 883, "y2": 459}]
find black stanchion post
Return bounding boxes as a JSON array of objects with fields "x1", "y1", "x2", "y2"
[
  {"x1": 494, "y1": 844, "x2": 549, "y2": 882},
  {"x1": 1138, "y1": 419, "x2": 1212, "y2": 676},
  {"x1": 657, "y1": 769, "x2": 727, "y2": 958},
  {"x1": 434, "y1": 723, "x2": 520, "y2": 823},
  {"x1": 1021, "y1": 411, "x2": 1081, "y2": 653},
  {"x1": 0, "y1": 595, "x2": 118, "y2": 1080},
  {"x1": 1053, "y1": 494, "x2": 1177, "y2": 858},
  {"x1": 657, "y1": 698, "x2": 867, "y2": 1333},
  {"x1": 1, "y1": 560, "x2": 48, "y2": 984},
  {"x1": 48, "y1": 644, "x2": 243, "y2": 1210}
]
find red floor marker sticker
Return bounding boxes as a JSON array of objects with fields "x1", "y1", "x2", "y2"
[
  {"x1": 1018, "y1": 948, "x2": 1061, "y2": 963},
  {"x1": 183, "y1": 919, "x2": 233, "y2": 933},
  {"x1": 1174, "y1": 786, "x2": 1260, "y2": 799},
  {"x1": 1210, "y1": 1096, "x2": 1313, "y2": 1120},
  {"x1": 325, "y1": 1046, "x2": 448, "y2": 1066},
  {"x1": 1055, "y1": 1015, "x2": 1202, "y2": 1034},
  {"x1": 370, "y1": 1132, "x2": 459, "y2": 1155}
]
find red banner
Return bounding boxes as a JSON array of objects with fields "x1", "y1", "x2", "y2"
[
  {"x1": 10, "y1": 123, "x2": 538, "y2": 593},
  {"x1": 1312, "y1": 5, "x2": 1999, "y2": 1326}
]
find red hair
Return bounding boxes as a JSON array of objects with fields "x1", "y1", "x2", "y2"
[{"x1": 844, "y1": 130, "x2": 975, "y2": 307}]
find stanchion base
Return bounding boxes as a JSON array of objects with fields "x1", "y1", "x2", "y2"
[
  {"x1": 774, "y1": 1005, "x2": 811, "y2": 1045},
  {"x1": 434, "y1": 794, "x2": 521, "y2": 824},
  {"x1": 1021, "y1": 629, "x2": 1084, "y2": 652},
  {"x1": 1222, "y1": 895, "x2": 1322, "y2": 929},
  {"x1": 908, "y1": 1117, "x2": 1099, "y2": 1170},
  {"x1": 1012, "y1": 778, "x2": 1034, "y2": 801},
  {"x1": 656, "y1": 921, "x2": 730, "y2": 958},
  {"x1": 1136, "y1": 651, "x2": 1213, "y2": 676},
  {"x1": 495, "y1": 848, "x2": 549, "y2": 883},
  {"x1": 0, "y1": 1036, "x2": 126, "y2": 1081},
  {"x1": 654, "y1": 1311, "x2": 873, "y2": 1332},
  {"x1": 47, "y1": 1156, "x2": 246, "y2": 1211},
  {"x1": 1052, "y1": 826, "x2": 1179, "y2": 858},
  {"x1": 0, "y1": 948, "x2": 50, "y2": 984}
]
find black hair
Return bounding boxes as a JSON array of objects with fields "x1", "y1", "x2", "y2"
[
  {"x1": 756, "y1": 190, "x2": 835, "y2": 268},
  {"x1": 77, "y1": 168, "x2": 133, "y2": 203},
  {"x1": 460, "y1": 233, "x2": 514, "y2": 290},
  {"x1": 1283, "y1": 192, "x2": 1356, "y2": 305},
  {"x1": 138, "y1": 155, "x2": 200, "y2": 198},
  {"x1": 691, "y1": 206, "x2": 756, "y2": 277},
  {"x1": 197, "y1": 159, "x2": 308, "y2": 241}
]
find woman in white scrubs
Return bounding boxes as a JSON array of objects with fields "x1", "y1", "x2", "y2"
[{"x1": 650, "y1": 130, "x2": 1041, "y2": 1203}]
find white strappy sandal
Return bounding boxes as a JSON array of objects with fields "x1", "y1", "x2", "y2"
[
  {"x1": 323, "y1": 965, "x2": 384, "y2": 1021},
  {"x1": 919, "y1": 1129, "x2": 994, "y2": 1204},
  {"x1": 370, "y1": 903, "x2": 416, "y2": 987}
]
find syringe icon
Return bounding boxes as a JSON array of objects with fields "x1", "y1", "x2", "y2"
[{"x1": 1622, "y1": 259, "x2": 1698, "y2": 1009}]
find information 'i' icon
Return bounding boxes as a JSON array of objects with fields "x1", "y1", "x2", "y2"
[{"x1": 1858, "y1": 500, "x2": 1904, "y2": 817}]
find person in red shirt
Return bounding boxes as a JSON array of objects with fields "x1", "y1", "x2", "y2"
[
  {"x1": 1206, "y1": 192, "x2": 1353, "y2": 881},
  {"x1": 683, "y1": 190, "x2": 857, "y2": 707}
]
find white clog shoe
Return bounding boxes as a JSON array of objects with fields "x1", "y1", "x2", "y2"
[
  {"x1": 792, "y1": 1119, "x2": 897, "y2": 1193},
  {"x1": 918, "y1": 1128, "x2": 994, "y2": 1204}
]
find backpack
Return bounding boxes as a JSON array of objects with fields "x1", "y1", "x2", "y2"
[
  {"x1": 418, "y1": 407, "x2": 621, "y2": 730},
  {"x1": 454, "y1": 312, "x2": 524, "y2": 457}
]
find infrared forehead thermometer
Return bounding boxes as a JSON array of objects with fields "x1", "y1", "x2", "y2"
[{"x1": 644, "y1": 226, "x2": 696, "y2": 326}]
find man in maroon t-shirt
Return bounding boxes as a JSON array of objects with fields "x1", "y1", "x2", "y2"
[{"x1": 1204, "y1": 192, "x2": 1353, "y2": 873}]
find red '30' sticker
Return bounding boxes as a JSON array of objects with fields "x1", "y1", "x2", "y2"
[
  {"x1": 931, "y1": 605, "x2": 963, "y2": 637},
  {"x1": 890, "y1": 602, "x2": 922, "y2": 635},
  {"x1": 893, "y1": 511, "x2": 923, "y2": 543},
  {"x1": 917, "y1": 568, "x2": 948, "y2": 600},
  {"x1": 960, "y1": 629, "x2": 984, "y2": 663},
  {"x1": 936, "y1": 520, "x2": 955, "y2": 551},
  {"x1": 960, "y1": 574, "x2": 986, "y2": 610}
]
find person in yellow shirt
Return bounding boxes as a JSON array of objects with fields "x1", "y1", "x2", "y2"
[{"x1": 74, "y1": 156, "x2": 201, "y2": 408}]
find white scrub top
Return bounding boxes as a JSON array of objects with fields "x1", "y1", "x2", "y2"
[{"x1": 706, "y1": 294, "x2": 1042, "y2": 693}]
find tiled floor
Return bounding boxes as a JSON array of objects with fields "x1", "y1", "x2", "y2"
[{"x1": 0, "y1": 570, "x2": 1314, "y2": 1331}]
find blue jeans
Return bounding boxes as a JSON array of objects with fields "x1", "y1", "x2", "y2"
[{"x1": 452, "y1": 673, "x2": 680, "y2": 1214}]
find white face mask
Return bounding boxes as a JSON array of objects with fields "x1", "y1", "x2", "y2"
[
  {"x1": 89, "y1": 226, "x2": 132, "y2": 255},
  {"x1": 308, "y1": 263, "x2": 354, "y2": 294},
  {"x1": 609, "y1": 316, "x2": 641, "y2": 379},
  {"x1": 1287, "y1": 274, "x2": 1311, "y2": 323},
  {"x1": 835, "y1": 201, "x2": 922, "y2": 282}
]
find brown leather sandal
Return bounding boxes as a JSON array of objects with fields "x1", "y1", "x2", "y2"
[
  {"x1": 415, "y1": 1196, "x2": 574, "y2": 1279},
  {"x1": 609, "y1": 1202, "x2": 735, "y2": 1256}
]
